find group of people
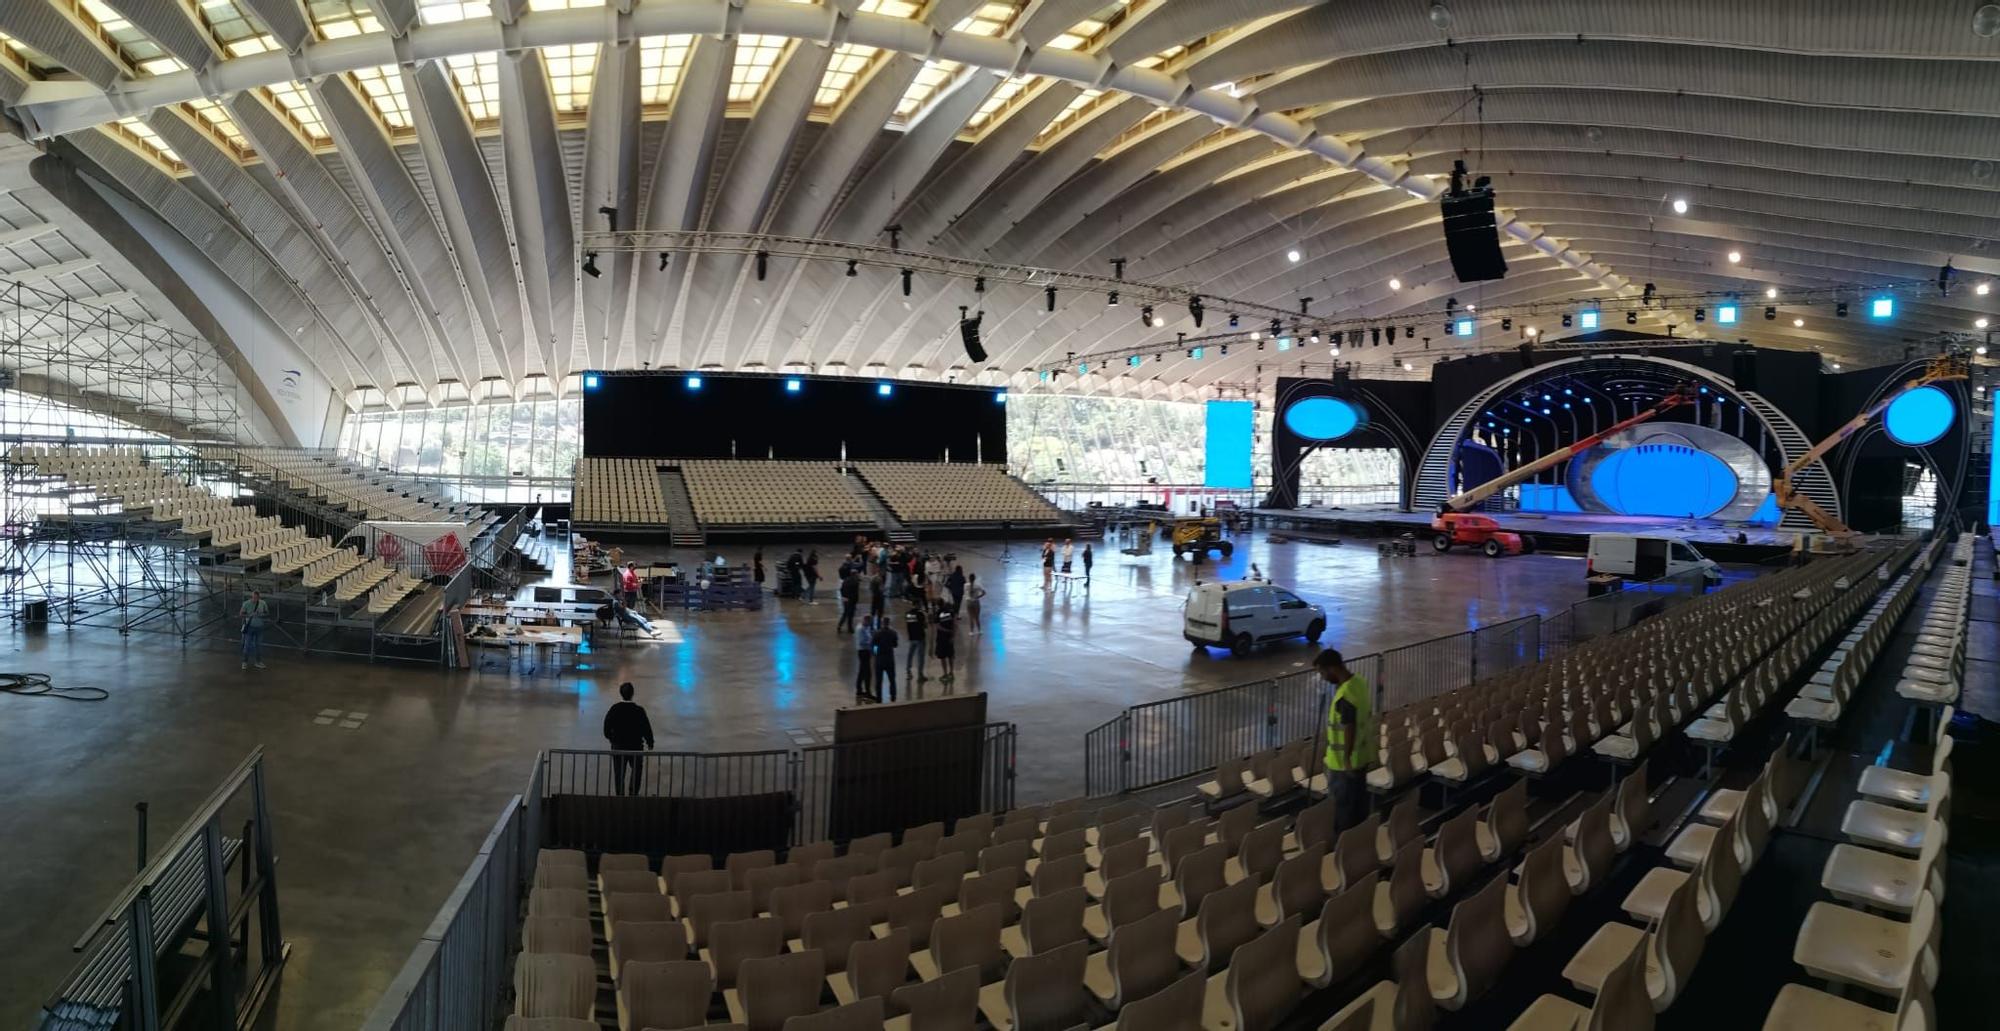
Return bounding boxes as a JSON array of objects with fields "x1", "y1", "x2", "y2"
[
  {"x1": 1039, "y1": 538, "x2": 1093, "y2": 591},
  {"x1": 830, "y1": 539, "x2": 986, "y2": 703}
]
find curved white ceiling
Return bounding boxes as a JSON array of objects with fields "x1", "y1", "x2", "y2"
[{"x1": 0, "y1": 0, "x2": 1994, "y2": 407}]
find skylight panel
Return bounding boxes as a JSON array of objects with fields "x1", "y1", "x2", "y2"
[
  {"x1": 350, "y1": 65, "x2": 413, "y2": 129},
  {"x1": 728, "y1": 35, "x2": 790, "y2": 103},
  {"x1": 814, "y1": 44, "x2": 877, "y2": 108},
  {"x1": 444, "y1": 51, "x2": 500, "y2": 120},
  {"x1": 639, "y1": 35, "x2": 692, "y2": 106},
  {"x1": 543, "y1": 43, "x2": 599, "y2": 112}
]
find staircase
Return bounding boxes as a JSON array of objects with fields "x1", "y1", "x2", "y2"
[
  {"x1": 657, "y1": 466, "x2": 706, "y2": 548},
  {"x1": 841, "y1": 469, "x2": 916, "y2": 544},
  {"x1": 1411, "y1": 405, "x2": 1483, "y2": 513},
  {"x1": 1739, "y1": 391, "x2": 1842, "y2": 531}
]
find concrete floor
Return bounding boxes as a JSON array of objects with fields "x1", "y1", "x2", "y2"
[{"x1": 0, "y1": 527, "x2": 1610, "y2": 1029}]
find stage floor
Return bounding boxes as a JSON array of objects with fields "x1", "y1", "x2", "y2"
[{"x1": 1251, "y1": 503, "x2": 1805, "y2": 549}]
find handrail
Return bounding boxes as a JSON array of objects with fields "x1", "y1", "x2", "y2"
[{"x1": 71, "y1": 746, "x2": 264, "y2": 952}]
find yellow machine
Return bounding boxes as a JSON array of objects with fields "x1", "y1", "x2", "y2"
[
  {"x1": 1774, "y1": 355, "x2": 1969, "y2": 537},
  {"x1": 1170, "y1": 517, "x2": 1233, "y2": 561}
]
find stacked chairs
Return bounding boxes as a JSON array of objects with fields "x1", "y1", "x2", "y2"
[
  {"x1": 680, "y1": 460, "x2": 875, "y2": 527},
  {"x1": 852, "y1": 462, "x2": 1063, "y2": 524},
  {"x1": 573, "y1": 457, "x2": 671, "y2": 526}
]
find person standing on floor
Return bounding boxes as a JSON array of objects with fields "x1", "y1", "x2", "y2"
[
  {"x1": 1316, "y1": 648, "x2": 1375, "y2": 832},
  {"x1": 854, "y1": 616, "x2": 877, "y2": 700},
  {"x1": 239, "y1": 589, "x2": 270, "y2": 670},
  {"x1": 803, "y1": 549, "x2": 820, "y2": 603},
  {"x1": 904, "y1": 602, "x2": 928, "y2": 683},
  {"x1": 602, "y1": 682, "x2": 654, "y2": 796},
  {"x1": 872, "y1": 618, "x2": 899, "y2": 703},
  {"x1": 1081, "y1": 544, "x2": 1093, "y2": 586},
  {"x1": 966, "y1": 574, "x2": 985, "y2": 635},
  {"x1": 869, "y1": 572, "x2": 886, "y2": 620},
  {"x1": 1061, "y1": 538, "x2": 1074, "y2": 573},
  {"x1": 946, "y1": 564, "x2": 967, "y2": 615},
  {"x1": 932, "y1": 599, "x2": 957, "y2": 684},
  {"x1": 752, "y1": 548, "x2": 766, "y2": 591},
  {"x1": 837, "y1": 569, "x2": 859, "y2": 633},
  {"x1": 620, "y1": 561, "x2": 642, "y2": 611},
  {"x1": 1041, "y1": 539, "x2": 1055, "y2": 591}
]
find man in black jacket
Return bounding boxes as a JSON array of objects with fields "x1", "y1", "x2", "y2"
[{"x1": 602, "y1": 682, "x2": 654, "y2": 796}]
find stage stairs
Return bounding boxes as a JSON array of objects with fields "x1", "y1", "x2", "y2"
[
  {"x1": 840, "y1": 470, "x2": 916, "y2": 544},
  {"x1": 656, "y1": 466, "x2": 705, "y2": 548},
  {"x1": 1738, "y1": 391, "x2": 1842, "y2": 531}
]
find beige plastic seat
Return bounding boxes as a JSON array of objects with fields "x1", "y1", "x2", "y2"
[
  {"x1": 1420, "y1": 809, "x2": 1481, "y2": 900},
  {"x1": 1286, "y1": 797, "x2": 1337, "y2": 856},
  {"x1": 1857, "y1": 733, "x2": 1952, "y2": 809},
  {"x1": 1257, "y1": 843, "x2": 1326, "y2": 928},
  {"x1": 669, "y1": 868, "x2": 734, "y2": 917},
  {"x1": 1198, "y1": 754, "x2": 1253, "y2": 803},
  {"x1": 725, "y1": 949, "x2": 827, "y2": 1031},
  {"x1": 1217, "y1": 801, "x2": 1260, "y2": 856},
  {"x1": 1793, "y1": 889, "x2": 1938, "y2": 997},
  {"x1": 1086, "y1": 815, "x2": 1146, "y2": 868},
  {"x1": 886, "y1": 964, "x2": 979, "y2": 1031},
  {"x1": 1425, "y1": 874, "x2": 1513, "y2": 1010},
  {"x1": 1842, "y1": 779, "x2": 1950, "y2": 856},
  {"x1": 1476, "y1": 779, "x2": 1529, "y2": 863},
  {"x1": 616, "y1": 959, "x2": 712, "y2": 1031},
  {"x1": 829, "y1": 927, "x2": 911, "y2": 1007},
  {"x1": 1176, "y1": 874, "x2": 1260, "y2": 973},
  {"x1": 952, "y1": 866, "x2": 1022, "y2": 924},
  {"x1": 1000, "y1": 884, "x2": 1087, "y2": 959},
  {"x1": 1318, "y1": 927, "x2": 1437, "y2": 1031},
  {"x1": 1624, "y1": 810, "x2": 1739, "y2": 933},
  {"x1": 1225, "y1": 818, "x2": 1288, "y2": 886},
  {"x1": 1085, "y1": 837, "x2": 1152, "y2": 898},
  {"x1": 1103, "y1": 965, "x2": 1206, "y2": 1031},
  {"x1": 528, "y1": 887, "x2": 590, "y2": 919},
  {"x1": 521, "y1": 916, "x2": 594, "y2": 957},
  {"x1": 802, "y1": 905, "x2": 877, "y2": 974},
  {"x1": 1085, "y1": 865, "x2": 1164, "y2": 943},
  {"x1": 781, "y1": 997, "x2": 883, "y2": 1031},
  {"x1": 1562, "y1": 860, "x2": 1706, "y2": 1012},
  {"x1": 1761, "y1": 967, "x2": 1932, "y2": 1031},
  {"x1": 879, "y1": 882, "x2": 953, "y2": 950},
  {"x1": 513, "y1": 952, "x2": 597, "y2": 1019},
  {"x1": 1820, "y1": 819, "x2": 1945, "y2": 916},
  {"x1": 686, "y1": 889, "x2": 755, "y2": 949},
  {"x1": 1167, "y1": 842, "x2": 1228, "y2": 918},
  {"x1": 747, "y1": 863, "x2": 806, "y2": 914},
  {"x1": 605, "y1": 892, "x2": 675, "y2": 943},
  {"x1": 1508, "y1": 932, "x2": 1653, "y2": 1031},
  {"x1": 990, "y1": 820, "x2": 1040, "y2": 848},
  {"x1": 1374, "y1": 838, "x2": 1427, "y2": 938},
  {"x1": 1610, "y1": 771, "x2": 1653, "y2": 852},
  {"x1": 598, "y1": 868, "x2": 659, "y2": 896},
  {"x1": 1375, "y1": 798, "x2": 1422, "y2": 866},
  {"x1": 1324, "y1": 813, "x2": 1380, "y2": 894},
  {"x1": 909, "y1": 902, "x2": 1005, "y2": 984},
  {"x1": 1506, "y1": 834, "x2": 1571, "y2": 948},
  {"x1": 1161, "y1": 820, "x2": 1215, "y2": 878},
  {"x1": 1561, "y1": 791, "x2": 1618, "y2": 894},
  {"x1": 608, "y1": 920, "x2": 689, "y2": 982},
  {"x1": 703, "y1": 915, "x2": 783, "y2": 990},
  {"x1": 1023, "y1": 853, "x2": 1088, "y2": 901},
  {"x1": 1206, "y1": 915, "x2": 1303, "y2": 1031},
  {"x1": 535, "y1": 863, "x2": 588, "y2": 891},
  {"x1": 1298, "y1": 871, "x2": 1378, "y2": 989},
  {"x1": 975, "y1": 938, "x2": 1091, "y2": 1031},
  {"x1": 1083, "y1": 905, "x2": 1181, "y2": 1011},
  {"x1": 768, "y1": 880, "x2": 834, "y2": 940},
  {"x1": 911, "y1": 851, "x2": 969, "y2": 891}
]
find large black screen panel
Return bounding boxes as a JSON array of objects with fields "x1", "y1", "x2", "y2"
[{"x1": 581, "y1": 372, "x2": 1007, "y2": 462}]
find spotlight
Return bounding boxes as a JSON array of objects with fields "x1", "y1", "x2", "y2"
[
  {"x1": 1249, "y1": 331, "x2": 1261, "y2": 341},
  {"x1": 1717, "y1": 304, "x2": 1738, "y2": 324},
  {"x1": 581, "y1": 252, "x2": 600, "y2": 278},
  {"x1": 902, "y1": 268, "x2": 913, "y2": 296},
  {"x1": 1453, "y1": 319, "x2": 1473, "y2": 336},
  {"x1": 1152, "y1": 315, "x2": 1166, "y2": 328},
  {"x1": 1501, "y1": 317, "x2": 1513, "y2": 331},
  {"x1": 1978, "y1": 282, "x2": 1991, "y2": 296},
  {"x1": 1220, "y1": 344, "x2": 1229, "y2": 356},
  {"x1": 1046, "y1": 285, "x2": 1056, "y2": 312},
  {"x1": 1308, "y1": 332, "x2": 1320, "y2": 344},
  {"x1": 1561, "y1": 313, "x2": 1573, "y2": 327},
  {"x1": 1765, "y1": 306, "x2": 1777, "y2": 320},
  {"x1": 1107, "y1": 290, "x2": 1119, "y2": 307},
  {"x1": 1286, "y1": 248, "x2": 1302, "y2": 263},
  {"x1": 1445, "y1": 296, "x2": 1459, "y2": 316},
  {"x1": 583, "y1": 373, "x2": 600, "y2": 389},
  {"x1": 1977, "y1": 318, "x2": 1991, "y2": 329},
  {"x1": 1579, "y1": 310, "x2": 1599, "y2": 329},
  {"x1": 1389, "y1": 277, "x2": 1402, "y2": 290},
  {"x1": 1765, "y1": 287, "x2": 1778, "y2": 299},
  {"x1": 973, "y1": 275, "x2": 985, "y2": 294},
  {"x1": 755, "y1": 250, "x2": 768, "y2": 280},
  {"x1": 1977, "y1": 344, "x2": 1989, "y2": 355},
  {"x1": 1189, "y1": 295, "x2": 1205, "y2": 327},
  {"x1": 1331, "y1": 330, "x2": 1343, "y2": 346},
  {"x1": 1626, "y1": 311, "x2": 1638, "y2": 325},
  {"x1": 878, "y1": 382, "x2": 893, "y2": 396},
  {"x1": 1140, "y1": 305, "x2": 1154, "y2": 325},
  {"x1": 1402, "y1": 360, "x2": 1414, "y2": 371},
  {"x1": 1371, "y1": 327, "x2": 1382, "y2": 346},
  {"x1": 785, "y1": 379, "x2": 802, "y2": 392},
  {"x1": 1792, "y1": 317, "x2": 1804, "y2": 327},
  {"x1": 1270, "y1": 319, "x2": 1282, "y2": 337},
  {"x1": 657, "y1": 252, "x2": 670, "y2": 271},
  {"x1": 686, "y1": 376, "x2": 702, "y2": 390},
  {"x1": 1870, "y1": 297, "x2": 1894, "y2": 318},
  {"x1": 1835, "y1": 302, "x2": 1848, "y2": 318},
  {"x1": 1727, "y1": 250, "x2": 1742, "y2": 263},
  {"x1": 1694, "y1": 307, "x2": 1706, "y2": 322},
  {"x1": 1671, "y1": 198, "x2": 1688, "y2": 214},
  {"x1": 1524, "y1": 326, "x2": 1540, "y2": 337},
  {"x1": 1229, "y1": 313, "x2": 1239, "y2": 328},
  {"x1": 1641, "y1": 283, "x2": 1656, "y2": 304}
]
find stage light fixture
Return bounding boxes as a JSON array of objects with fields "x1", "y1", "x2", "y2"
[
  {"x1": 1672, "y1": 198, "x2": 1689, "y2": 214},
  {"x1": 1140, "y1": 305, "x2": 1154, "y2": 325},
  {"x1": 1128, "y1": 355, "x2": 1142, "y2": 367},
  {"x1": 1309, "y1": 332, "x2": 1320, "y2": 344},
  {"x1": 1977, "y1": 282, "x2": 1991, "y2": 296},
  {"x1": 1152, "y1": 315, "x2": 1166, "y2": 328},
  {"x1": 1835, "y1": 302, "x2": 1848, "y2": 318},
  {"x1": 1542, "y1": 393, "x2": 1552, "y2": 401},
  {"x1": 845, "y1": 259, "x2": 858, "y2": 278},
  {"x1": 1626, "y1": 311, "x2": 1638, "y2": 325},
  {"x1": 1405, "y1": 325, "x2": 1416, "y2": 340},
  {"x1": 1389, "y1": 277, "x2": 1402, "y2": 290},
  {"x1": 1561, "y1": 313, "x2": 1573, "y2": 327},
  {"x1": 1331, "y1": 330, "x2": 1343, "y2": 346},
  {"x1": 581, "y1": 252, "x2": 600, "y2": 278},
  {"x1": 583, "y1": 374, "x2": 600, "y2": 389},
  {"x1": 1249, "y1": 331, "x2": 1261, "y2": 341},
  {"x1": 1454, "y1": 319, "x2": 1474, "y2": 336},
  {"x1": 1727, "y1": 250, "x2": 1742, "y2": 263},
  {"x1": 1111, "y1": 257, "x2": 1126, "y2": 279},
  {"x1": 1191, "y1": 347, "x2": 1204, "y2": 359},
  {"x1": 1445, "y1": 296, "x2": 1459, "y2": 316},
  {"x1": 1501, "y1": 317, "x2": 1512, "y2": 330},
  {"x1": 1286, "y1": 248, "x2": 1302, "y2": 263},
  {"x1": 1107, "y1": 291, "x2": 1119, "y2": 306},
  {"x1": 1220, "y1": 344, "x2": 1229, "y2": 356},
  {"x1": 1189, "y1": 295, "x2": 1205, "y2": 327},
  {"x1": 994, "y1": 391, "x2": 1007, "y2": 403},
  {"x1": 1580, "y1": 310, "x2": 1600, "y2": 329},
  {"x1": 785, "y1": 379, "x2": 802, "y2": 392},
  {"x1": 901, "y1": 269, "x2": 913, "y2": 296},
  {"x1": 973, "y1": 275, "x2": 985, "y2": 294},
  {"x1": 755, "y1": 250, "x2": 768, "y2": 280},
  {"x1": 1228, "y1": 313, "x2": 1240, "y2": 328},
  {"x1": 1694, "y1": 307, "x2": 1706, "y2": 322},
  {"x1": 1871, "y1": 297, "x2": 1894, "y2": 318},
  {"x1": 1977, "y1": 344, "x2": 1989, "y2": 355},
  {"x1": 1402, "y1": 360, "x2": 1414, "y2": 371},
  {"x1": 1525, "y1": 326, "x2": 1540, "y2": 338},
  {"x1": 1371, "y1": 327, "x2": 1382, "y2": 346},
  {"x1": 1792, "y1": 317, "x2": 1805, "y2": 327},
  {"x1": 1271, "y1": 319, "x2": 1283, "y2": 337},
  {"x1": 1977, "y1": 317, "x2": 1990, "y2": 329},
  {"x1": 686, "y1": 376, "x2": 702, "y2": 390},
  {"x1": 1765, "y1": 306, "x2": 1777, "y2": 320},
  {"x1": 1330, "y1": 346, "x2": 1340, "y2": 357},
  {"x1": 877, "y1": 382, "x2": 893, "y2": 396},
  {"x1": 1046, "y1": 285, "x2": 1056, "y2": 312},
  {"x1": 1717, "y1": 304, "x2": 1738, "y2": 324},
  {"x1": 658, "y1": 252, "x2": 670, "y2": 271}
]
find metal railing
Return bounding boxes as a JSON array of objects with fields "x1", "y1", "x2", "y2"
[
  {"x1": 796, "y1": 722, "x2": 1015, "y2": 845},
  {"x1": 538, "y1": 747, "x2": 797, "y2": 857},
  {"x1": 1540, "y1": 569, "x2": 1712, "y2": 657},
  {"x1": 358, "y1": 795, "x2": 531, "y2": 1031},
  {"x1": 1082, "y1": 613, "x2": 1546, "y2": 796}
]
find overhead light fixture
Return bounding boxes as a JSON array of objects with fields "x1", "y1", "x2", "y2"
[
  {"x1": 1871, "y1": 297, "x2": 1894, "y2": 318},
  {"x1": 1792, "y1": 317, "x2": 1805, "y2": 327},
  {"x1": 1286, "y1": 248, "x2": 1302, "y2": 263},
  {"x1": 1228, "y1": 313, "x2": 1239, "y2": 328},
  {"x1": 1046, "y1": 285, "x2": 1056, "y2": 312},
  {"x1": 1561, "y1": 313, "x2": 1573, "y2": 328},
  {"x1": 1389, "y1": 277, "x2": 1402, "y2": 290},
  {"x1": 1835, "y1": 302, "x2": 1848, "y2": 318},
  {"x1": 1671, "y1": 198, "x2": 1689, "y2": 214},
  {"x1": 1188, "y1": 295, "x2": 1205, "y2": 327},
  {"x1": 973, "y1": 275, "x2": 985, "y2": 294},
  {"x1": 877, "y1": 382, "x2": 893, "y2": 396},
  {"x1": 1765, "y1": 306, "x2": 1777, "y2": 320},
  {"x1": 1978, "y1": 317, "x2": 1991, "y2": 329},
  {"x1": 686, "y1": 376, "x2": 703, "y2": 390},
  {"x1": 581, "y1": 252, "x2": 600, "y2": 278},
  {"x1": 1524, "y1": 326, "x2": 1540, "y2": 337},
  {"x1": 1626, "y1": 311, "x2": 1638, "y2": 325},
  {"x1": 658, "y1": 252, "x2": 670, "y2": 271},
  {"x1": 901, "y1": 269, "x2": 913, "y2": 296},
  {"x1": 1501, "y1": 317, "x2": 1512, "y2": 330},
  {"x1": 1140, "y1": 304, "x2": 1153, "y2": 325},
  {"x1": 1107, "y1": 290, "x2": 1119, "y2": 306},
  {"x1": 785, "y1": 379, "x2": 802, "y2": 392},
  {"x1": 1371, "y1": 327, "x2": 1382, "y2": 346},
  {"x1": 1716, "y1": 304, "x2": 1738, "y2": 324},
  {"x1": 1727, "y1": 250, "x2": 1742, "y2": 263},
  {"x1": 1642, "y1": 283, "x2": 1656, "y2": 304},
  {"x1": 1249, "y1": 330, "x2": 1261, "y2": 341},
  {"x1": 1977, "y1": 282, "x2": 1991, "y2": 296},
  {"x1": 1764, "y1": 287, "x2": 1778, "y2": 299},
  {"x1": 756, "y1": 250, "x2": 769, "y2": 280},
  {"x1": 1694, "y1": 307, "x2": 1706, "y2": 322},
  {"x1": 1152, "y1": 316, "x2": 1166, "y2": 328},
  {"x1": 1308, "y1": 332, "x2": 1321, "y2": 344},
  {"x1": 1402, "y1": 360, "x2": 1414, "y2": 371},
  {"x1": 1454, "y1": 319, "x2": 1474, "y2": 336}
]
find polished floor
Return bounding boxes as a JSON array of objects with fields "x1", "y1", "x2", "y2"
[{"x1": 0, "y1": 528, "x2": 1610, "y2": 1029}]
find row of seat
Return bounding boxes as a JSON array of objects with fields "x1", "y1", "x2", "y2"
[
  {"x1": 680, "y1": 461, "x2": 874, "y2": 527},
  {"x1": 852, "y1": 463, "x2": 1061, "y2": 524},
  {"x1": 211, "y1": 446, "x2": 482, "y2": 525},
  {"x1": 574, "y1": 457, "x2": 673, "y2": 526}
]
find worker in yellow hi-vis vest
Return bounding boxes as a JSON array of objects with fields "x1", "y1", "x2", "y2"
[{"x1": 1317, "y1": 648, "x2": 1377, "y2": 832}]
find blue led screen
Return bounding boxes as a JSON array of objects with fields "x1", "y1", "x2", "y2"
[
  {"x1": 1205, "y1": 400, "x2": 1254, "y2": 489},
  {"x1": 1282, "y1": 396, "x2": 1363, "y2": 441},
  {"x1": 1589, "y1": 443, "x2": 1740, "y2": 518},
  {"x1": 1991, "y1": 399, "x2": 2000, "y2": 528},
  {"x1": 1883, "y1": 385, "x2": 1955, "y2": 446}
]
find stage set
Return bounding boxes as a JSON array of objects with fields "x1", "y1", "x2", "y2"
[{"x1": 1258, "y1": 334, "x2": 1984, "y2": 555}]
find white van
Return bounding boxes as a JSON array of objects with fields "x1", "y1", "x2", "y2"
[
  {"x1": 1586, "y1": 534, "x2": 1723, "y2": 584},
  {"x1": 1184, "y1": 581, "x2": 1326, "y2": 656}
]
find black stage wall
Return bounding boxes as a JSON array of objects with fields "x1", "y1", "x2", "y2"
[{"x1": 583, "y1": 371, "x2": 1007, "y2": 462}]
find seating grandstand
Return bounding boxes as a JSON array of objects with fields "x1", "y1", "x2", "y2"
[
  {"x1": 679, "y1": 461, "x2": 874, "y2": 529},
  {"x1": 8, "y1": 445, "x2": 427, "y2": 618},
  {"x1": 574, "y1": 457, "x2": 671, "y2": 526},
  {"x1": 205, "y1": 447, "x2": 487, "y2": 528},
  {"x1": 465, "y1": 530, "x2": 1961, "y2": 1031},
  {"x1": 854, "y1": 463, "x2": 1061, "y2": 525}
]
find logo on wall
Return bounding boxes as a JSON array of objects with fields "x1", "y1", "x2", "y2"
[{"x1": 277, "y1": 369, "x2": 303, "y2": 403}]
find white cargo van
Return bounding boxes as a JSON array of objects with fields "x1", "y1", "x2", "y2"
[
  {"x1": 1586, "y1": 534, "x2": 1722, "y2": 584},
  {"x1": 1184, "y1": 581, "x2": 1326, "y2": 656}
]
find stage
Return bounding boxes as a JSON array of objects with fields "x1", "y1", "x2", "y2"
[{"x1": 1248, "y1": 504, "x2": 1806, "y2": 561}]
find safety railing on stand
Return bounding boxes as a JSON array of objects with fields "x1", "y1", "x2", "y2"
[
  {"x1": 537, "y1": 747, "x2": 797, "y2": 858},
  {"x1": 795, "y1": 722, "x2": 1016, "y2": 846},
  {"x1": 1540, "y1": 569, "x2": 1712, "y2": 657}
]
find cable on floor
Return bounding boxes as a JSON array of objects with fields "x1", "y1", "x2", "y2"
[{"x1": 0, "y1": 671, "x2": 108, "y2": 701}]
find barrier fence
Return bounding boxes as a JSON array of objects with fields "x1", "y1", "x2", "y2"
[
  {"x1": 1540, "y1": 569, "x2": 1712, "y2": 656},
  {"x1": 796, "y1": 722, "x2": 1016, "y2": 846},
  {"x1": 1082, "y1": 612, "x2": 1544, "y2": 797}
]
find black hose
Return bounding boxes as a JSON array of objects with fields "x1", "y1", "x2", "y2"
[{"x1": 0, "y1": 671, "x2": 107, "y2": 701}]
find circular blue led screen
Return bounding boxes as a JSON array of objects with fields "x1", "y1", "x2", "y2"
[
  {"x1": 1883, "y1": 385, "x2": 1955, "y2": 446},
  {"x1": 1283, "y1": 397, "x2": 1364, "y2": 441},
  {"x1": 1589, "y1": 443, "x2": 1740, "y2": 518}
]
